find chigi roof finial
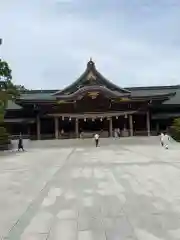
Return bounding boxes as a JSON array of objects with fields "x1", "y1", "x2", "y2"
[{"x1": 87, "y1": 57, "x2": 95, "y2": 69}]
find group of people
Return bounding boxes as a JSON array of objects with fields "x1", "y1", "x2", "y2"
[
  {"x1": 17, "y1": 132, "x2": 100, "y2": 149},
  {"x1": 94, "y1": 132, "x2": 171, "y2": 149},
  {"x1": 16, "y1": 131, "x2": 171, "y2": 150}
]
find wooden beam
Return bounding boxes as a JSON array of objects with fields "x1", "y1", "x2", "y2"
[{"x1": 47, "y1": 111, "x2": 139, "y2": 119}]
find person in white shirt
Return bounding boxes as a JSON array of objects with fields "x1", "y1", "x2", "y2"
[
  {"x1": 160, "y1": 132, "x2": 164, "y2": 146},
  {"x1": 117, "y1": 128, "x2": 120, "y2": 137},
  {"x1": 114, "y1": 129, "x2": 118, "y2": 138},
  {"x1": 94, "y1": 133, "x2": 99, "y2": 147},
  {"x1": 163, "y1": 133, "x2": 170, "y2": 149}
]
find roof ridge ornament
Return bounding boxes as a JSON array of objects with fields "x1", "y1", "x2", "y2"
[{"x1": 87, "y1": 58, "x2": 95, "y2": 69}]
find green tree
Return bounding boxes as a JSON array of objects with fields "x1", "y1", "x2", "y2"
[
  {"x1": 0, "y1": 59, "x2": 21, "y2": 149},
  {"x1": 0, "y1": 59, "x2": 18, "y2": 119},
  {"x1": 0, "y1": 59, "x2": 12, "y2": 80},
  {"x1": 170, "y1": 118, "x2": 180, "y2": 141}
]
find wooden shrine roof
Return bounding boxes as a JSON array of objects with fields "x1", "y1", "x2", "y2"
[
  {"x1": 4, "y1": 60, "x2": 180, "y2": 110},
  {"x1": 5, "y1": 85, "x2": 179, "y2": 111}
]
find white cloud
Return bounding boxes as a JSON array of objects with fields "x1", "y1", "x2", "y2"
[{"x1": 0, "y1": 0, "x2": 180, "y2": 89}]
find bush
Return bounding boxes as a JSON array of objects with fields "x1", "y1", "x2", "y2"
[
  {"x1": 0, "y1": 126, "x2": 10, "y2": 149},
  {"x1": 170, "y1": 118, "x2": 180, "y2": 141}
]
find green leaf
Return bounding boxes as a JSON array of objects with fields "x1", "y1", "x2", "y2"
[
  {"x1": 170, "y1": 118, "x2": 180, "y2": 141},
  {"x1": 0, "y1": 58, "x2": 27, "y2": 147}
]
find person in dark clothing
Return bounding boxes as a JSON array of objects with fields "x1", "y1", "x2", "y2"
[{"x1": 18, "y1": 136, "x2": 24, "y2": 151}]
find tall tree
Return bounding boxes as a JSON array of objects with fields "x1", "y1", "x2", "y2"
[
  {"x1": 0, "y1": 59, "x2": 12, "y2": 80},
  {"x1": 0, "y1": 59, "x2": 19, "y2": 118},
  {"x1": 0, "y1": 58, "x2": 24, "y2": 148}
]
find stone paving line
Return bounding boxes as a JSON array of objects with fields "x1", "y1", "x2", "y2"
[{"x1": 0, "y1": 139, "x2": 180, "y2": 239}]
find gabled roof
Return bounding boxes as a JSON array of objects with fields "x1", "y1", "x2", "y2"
[
  {"x1": 10, "y1": 85, "x2": 177, "y2": 105},
  {"x1": 53, "y1": 60, "x2": 131, "y2": 96},
  {"x1": 55, "y1": 85, "x2": 128, "y2": 100}
]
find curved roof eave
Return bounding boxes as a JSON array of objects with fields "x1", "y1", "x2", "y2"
[
  {"x1": 94, "y1": 68, "x2": 130, "y2": 94},
  {"x1": 55, "y1": 85, "x2": 129, "y2": 100},
  {"x1": 52, "y1": 60, "x2": 131, "y2": 96},
  {"x1": 131, "y1": 91, "x2": 176, "y2": 100},
  {"x1": 52, "y1": 68, "x2": 89, "y2": 96}
]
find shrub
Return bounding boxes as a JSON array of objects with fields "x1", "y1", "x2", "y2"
[
  {"x1": 0, "y1": 126, "x2": 10, "y2": 148},
  {"x1": 170, "y1": 118, "x2": 180, "y2": 141}
]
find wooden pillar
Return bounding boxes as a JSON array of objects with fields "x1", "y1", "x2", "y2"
[
  {"x1": 109, "y1": 117, "x2": 113, "y2": 137},
  {"x1": 54, "y1": 117, "x2": 59, "y2": 139},
  {"x1": 75, "y1": 118, "x2": 79, "y2": 138},
  {"x1": 28, "y1": 124, "x2": 31, "y2": 139},
  {"x1": 124, "y1": 116, "x2": 127, "y2": 131},
  {"x1": 122, "y1": 115, "x2": 129, "y2": 137},
  {"x1": 36, "y1": 115, "x2": 41, "y2": 140},
  {"x1": 129, "y1": 114, "x2": 133, "y2": 136},
  {"x1": 156, "y1": 122, "x2": 159, "y2": 135},
  {"x1": 146, "y1": 111, "x2": 151, "y2": 136}
]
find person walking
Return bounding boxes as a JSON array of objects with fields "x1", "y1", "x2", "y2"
[
  {"x1": 18, "y1": 135, "x2": 24, "y2": 151},
  {"x1": 117, "y1": 128, "x2": 120, "y2": 137},
  {"x1": 94, "y1": 133, "x2": 99, "y2": 147},
  {"x1": 160, "y1": 132, "x2": 164, "y2": 147},
  {"x1": 114, "y1": 129, "x2": 118, "y2": 138},
  {"x1": 163, "y1": 132, "x2": 170, "y2": 149}
]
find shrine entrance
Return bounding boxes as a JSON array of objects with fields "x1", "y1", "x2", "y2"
[
  {"x1": 79, "y1": 118, "x2": 108, "y2": 131},
  {"x1": 79, "y1": 118, "x2": 109, "y2": 137}
]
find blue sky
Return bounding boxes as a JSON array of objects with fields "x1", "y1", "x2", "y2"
[{"x1": 0, "y1": 0, "x2": 180, "y2": 89}]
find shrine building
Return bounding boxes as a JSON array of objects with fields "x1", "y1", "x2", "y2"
[{"x1": 4, "y1": 59, "x2": 180, "y2": 139}]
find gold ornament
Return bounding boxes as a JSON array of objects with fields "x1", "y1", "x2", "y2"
[
  {"x1": 88, "y1": 91, "x2": 99, "y2": 99},
  {"x1": 120, "y1": 98, "x2": 130, "y2": 102}
]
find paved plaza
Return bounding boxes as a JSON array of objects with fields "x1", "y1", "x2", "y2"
[{"x1": 0, "y1": 137, "x2": 180, "y2": 240}]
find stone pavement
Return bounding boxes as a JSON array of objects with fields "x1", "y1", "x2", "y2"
[{"x1": 0, "y1": 137, "x2": 180, "y2": 239}]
